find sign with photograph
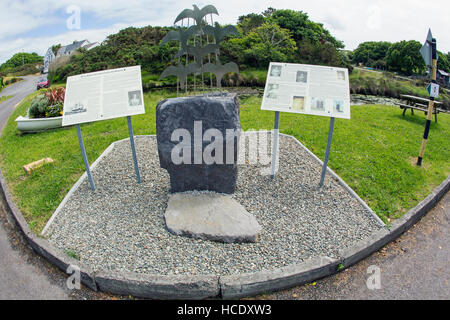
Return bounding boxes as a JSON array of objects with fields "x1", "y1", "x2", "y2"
[
  {"x1": 62, "y1": 66, "x2": 145, "y2": 126},
  {"x1": 261, "y1": 62, "x2": 351, "y2": 119}
]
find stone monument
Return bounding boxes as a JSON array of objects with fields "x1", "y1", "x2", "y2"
[{"x1": 156, "y1": 4, "x2": 262, "y2": 243}]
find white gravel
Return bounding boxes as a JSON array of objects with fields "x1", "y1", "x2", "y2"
[{"x1": 46, "y1": 133, "x2": 384, "y2": 276}]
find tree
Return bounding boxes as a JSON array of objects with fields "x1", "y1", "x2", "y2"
[
  {"x1": 269, "y1": 9, "x2": 344, "y2": 49},
  {"x1": 352, "y1": 41, "x2": 392, "y2": 66},
  {"x1": 0, "y1": 52, "x2": 43, "y2": 71},
  {"x1": 385, "y1": 40, "x2": 425, "y2": 75},
  {"x1": 221, "y1": 22, "x2": 296, "y2": 68},
  {"x1": 437, "y1": 51, "x2": 450, "y2": 72},
  {"x1": 237, "y1": 13, "x2": 265, "y2": 35}
]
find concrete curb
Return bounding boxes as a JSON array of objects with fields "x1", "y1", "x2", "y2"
[
  {"x1": 0, "y1": 133, "x2": 448, "y2": 299},
  {"x1": 0, "y1": 170, "x2": 97, "y2": 291},
  {"x1": 95, "y1": 271, "x2": 220, "y2": 300},
  {"x1": 219, "y1": 256, "x2": 340, "y2": 299}
]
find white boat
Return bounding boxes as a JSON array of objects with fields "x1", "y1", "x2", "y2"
[{"x1": 15, "y1": 115, "x2": 63, "y2": 132}]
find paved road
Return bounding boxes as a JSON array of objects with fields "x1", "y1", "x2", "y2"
[
  {"x1": 0, "y1": 78, "x2": 448, "y2": 299},
  {"x1": 0, "y1": 75, "x2": 71, "y2": 299},
  {"x1": 0, "y1": 75, "x2": 39, "y2": 131},
  {"x1": 0, "y1": 76, "x2": 103, "y2": 299}
]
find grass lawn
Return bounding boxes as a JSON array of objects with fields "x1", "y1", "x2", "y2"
[
  {"x1": 0, "y1": 95, "x2": 12, "y2": 103},
  {"x1": 0, "y1": 89, "x2": 449, "y2": 234}
]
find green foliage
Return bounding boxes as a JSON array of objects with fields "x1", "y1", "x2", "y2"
[
  {"x1": 0, "y1": 52, "x2": 43, "y2": 71},
  {"x1": 222, "y1": 22, "x2": 296, "y2": 68},
  {"x1": 51, "y1": 8, "x2": 350, "y2": 83},
  {"x1": 28, "y1": 95, "x2": 49, "y2": 118},
  {"x1": 349, "y1": 68, "x2": 450, "y2": 109},
  {"x1": 385, "y1": 40, "x2": 425, "y2": 75},
  {"x1": 28, "y1": 88, "x2": 66, "y2": 118},
  {"x1": 1, "y1": 89, "x2": 449, "y2": 233},
  {"x1": 233, "y1": 9, "x2": 348, "y2": 70},
  {"x1": 51, "y1": 44, "x2": 62, "y2": 56},
  {"x1": 437, "y1": 51, "x2": 450, "y2": 72},
  {"x1": 269, "y1": 9, "x2": 344, "y2": 48},
  {"x1": 50, "y1": 26, "x2": 178, "y2": 83},
  {"x1": 2, "y1": 77, "x2": 20, "y2": 86},
  {"x1": 352, "y1": 41, "x2": 392, "y2": 66}
]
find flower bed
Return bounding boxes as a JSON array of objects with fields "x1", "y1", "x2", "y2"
[{"x1": 16, "y1": 87, "x2": 65, "y2": 132}]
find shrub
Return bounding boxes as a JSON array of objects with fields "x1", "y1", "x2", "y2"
[
  {"x1": 28, "y1": 88, "x2": 66, "y2": 118},
  {"x1": 28, "y1": 95, "x2": 49, "y2": 118}
]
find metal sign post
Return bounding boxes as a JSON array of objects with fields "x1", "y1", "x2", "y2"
[
  {"x1": 127, "y1": 116, "x2": 141, "y2": 183},
  {"x1": 417, "y1": 30, "x2": 438, "y2": 166},
  {"x1": 76, "y1": 124, "x2": 96, "y2": 191},
  {"x1": 320, "y1": 117, "x2": 336, "y2": 187},
  {"x1": 270, "y1": 111, "x2": 280, "y2": 179}
]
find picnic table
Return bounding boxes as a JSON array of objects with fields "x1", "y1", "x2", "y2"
[{"x1": 397, "y1": 94, "x2": 443, "y2": 123}]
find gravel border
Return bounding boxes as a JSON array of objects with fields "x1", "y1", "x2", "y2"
[
  {"x1": 0, "y1": 133, "x2": 448, "y2": 299},
  {"x1": 42, "y1": 133, "x2": 384, "y2": 278}
]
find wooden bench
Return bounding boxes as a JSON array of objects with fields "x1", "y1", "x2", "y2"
[{"x1": 398, "y1": 95, "x2": 443, "y2": 123}]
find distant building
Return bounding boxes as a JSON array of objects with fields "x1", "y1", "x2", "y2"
[
  {"x1": 437, "y1": 69, "x2": 449, "y2": 86},
  {"x1": 43, "y1": 40, "x2": 100, "y2": 74},
  {"x1": 43, "y1": 47, "x2": 55, "y2": 74}
]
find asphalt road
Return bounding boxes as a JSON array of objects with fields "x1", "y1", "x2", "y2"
[
  {"x1": 0, "y1": 76, "x2": 106, "y2": 300},
  {"x1": 0, "y1": 78, "x2": 448, "y2": 300},
  {"x1": 0, "y1": 76, "x2": 39, "y2": 130}
]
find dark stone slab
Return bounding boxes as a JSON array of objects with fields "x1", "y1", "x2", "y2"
[{"x1": 156, "y1": 93, "x2": 241, "y2": 194}]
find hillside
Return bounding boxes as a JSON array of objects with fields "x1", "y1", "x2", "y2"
[{"x1": 49, "y1": 8, "x2": 350, "y2": 83}]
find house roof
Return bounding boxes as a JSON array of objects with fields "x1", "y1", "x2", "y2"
[
  {"x1": 57, "y1": 40, "x2": 89, "y2": 55},
  {"x1": 83, "y1": 42, "x2": 99, "y2": 50},
  {"x1": 438, "y1": 69, "x2": 449, "y2": 77}
]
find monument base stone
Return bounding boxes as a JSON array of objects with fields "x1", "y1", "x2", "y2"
[
  {"x1": 156, "y1": 93, "x2": 241, "y2": 194},
  {"x1": 164, "y1": 192, "x2": 262, "y2": 243}
]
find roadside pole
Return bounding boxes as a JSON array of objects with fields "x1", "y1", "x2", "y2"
[
  {"x1": 319, "y1": 117, "x2": 335, "y2": 187},
  {"x1": 76, "y1": 124, "x2": 96, "y2": 191},
  {"x1": 127, "y1": 116, "x2": 141, "y2": 184},
  {"x1": 417, "y1": 37, "x2": 437, "y2": 166},
  {"x1": 270, "y1": 111, "x2": 280, "y2": 179}
]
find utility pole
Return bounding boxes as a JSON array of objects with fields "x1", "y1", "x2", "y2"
[{"x1": 417, "y1": 30, "x2": 438, "y2": 166}]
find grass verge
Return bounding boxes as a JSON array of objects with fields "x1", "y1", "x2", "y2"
[
  {"x1": 0, "y1": 96, "x2": 12, "y2": 103},
  {"x1": 0, "y1": 90, "x2": 449, "y2": 234}
]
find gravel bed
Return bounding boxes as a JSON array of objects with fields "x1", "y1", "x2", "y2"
[{"x1": 46, "y1": 133, "x2": 384, "y2": 276}]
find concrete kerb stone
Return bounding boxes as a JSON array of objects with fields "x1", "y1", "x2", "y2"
[
  {"x1": 338, "y1": 228, "x2": 390, "y2": 269},
  {"x1": 388, "y1": 176, "x2": 450, "y2": 238},
  {"x1": 219, "y1": 256, "x2": 340, "y2": 299},
  {"x1": 95, "y1": 270, "x2": 220, "y2": 300},
  {"x1": 0, "y1": 131, "x2": 448, "y2": 299}
]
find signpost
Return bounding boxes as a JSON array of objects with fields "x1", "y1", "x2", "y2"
[
  {"x1": 427, "y1": 82, "x2": 439, "y2": 99},
  {"x1": 63, "y1": 66, "x2": 146, "y2": 190},
  {"x1": 417, "y1": 29, "x2": 438, "y2": 166},
  {"x1": 261, "y1": 62, "x2": 351, "y2": 186}
]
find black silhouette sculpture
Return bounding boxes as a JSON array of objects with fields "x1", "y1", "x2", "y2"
[{"x1": 159, "y1": 4, "x2": 239, "y2": 91}]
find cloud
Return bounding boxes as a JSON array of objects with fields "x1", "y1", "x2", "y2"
[{"x1": 1, "y1": 0, "x2": 449, "y2": 64}]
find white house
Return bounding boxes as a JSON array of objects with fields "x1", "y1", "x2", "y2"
[
  {"x1": 43, "y1": 40, "x2": 100, "y2": 74},
  {"x1": 43, "y1": 47, "x2": 55, "y2": 74}
]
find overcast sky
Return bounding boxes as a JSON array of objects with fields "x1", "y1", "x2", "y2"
[{"x1": 1, "y1": 0, "x2": 449, "y2": 64}]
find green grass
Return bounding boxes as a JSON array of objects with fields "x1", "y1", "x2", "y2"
[
  {"x1": 0, "y1": 90, "x2": 449, "y2": 234},
  {"x1": 0, "y1": 95, "x2": 12, "y2": 103}
]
